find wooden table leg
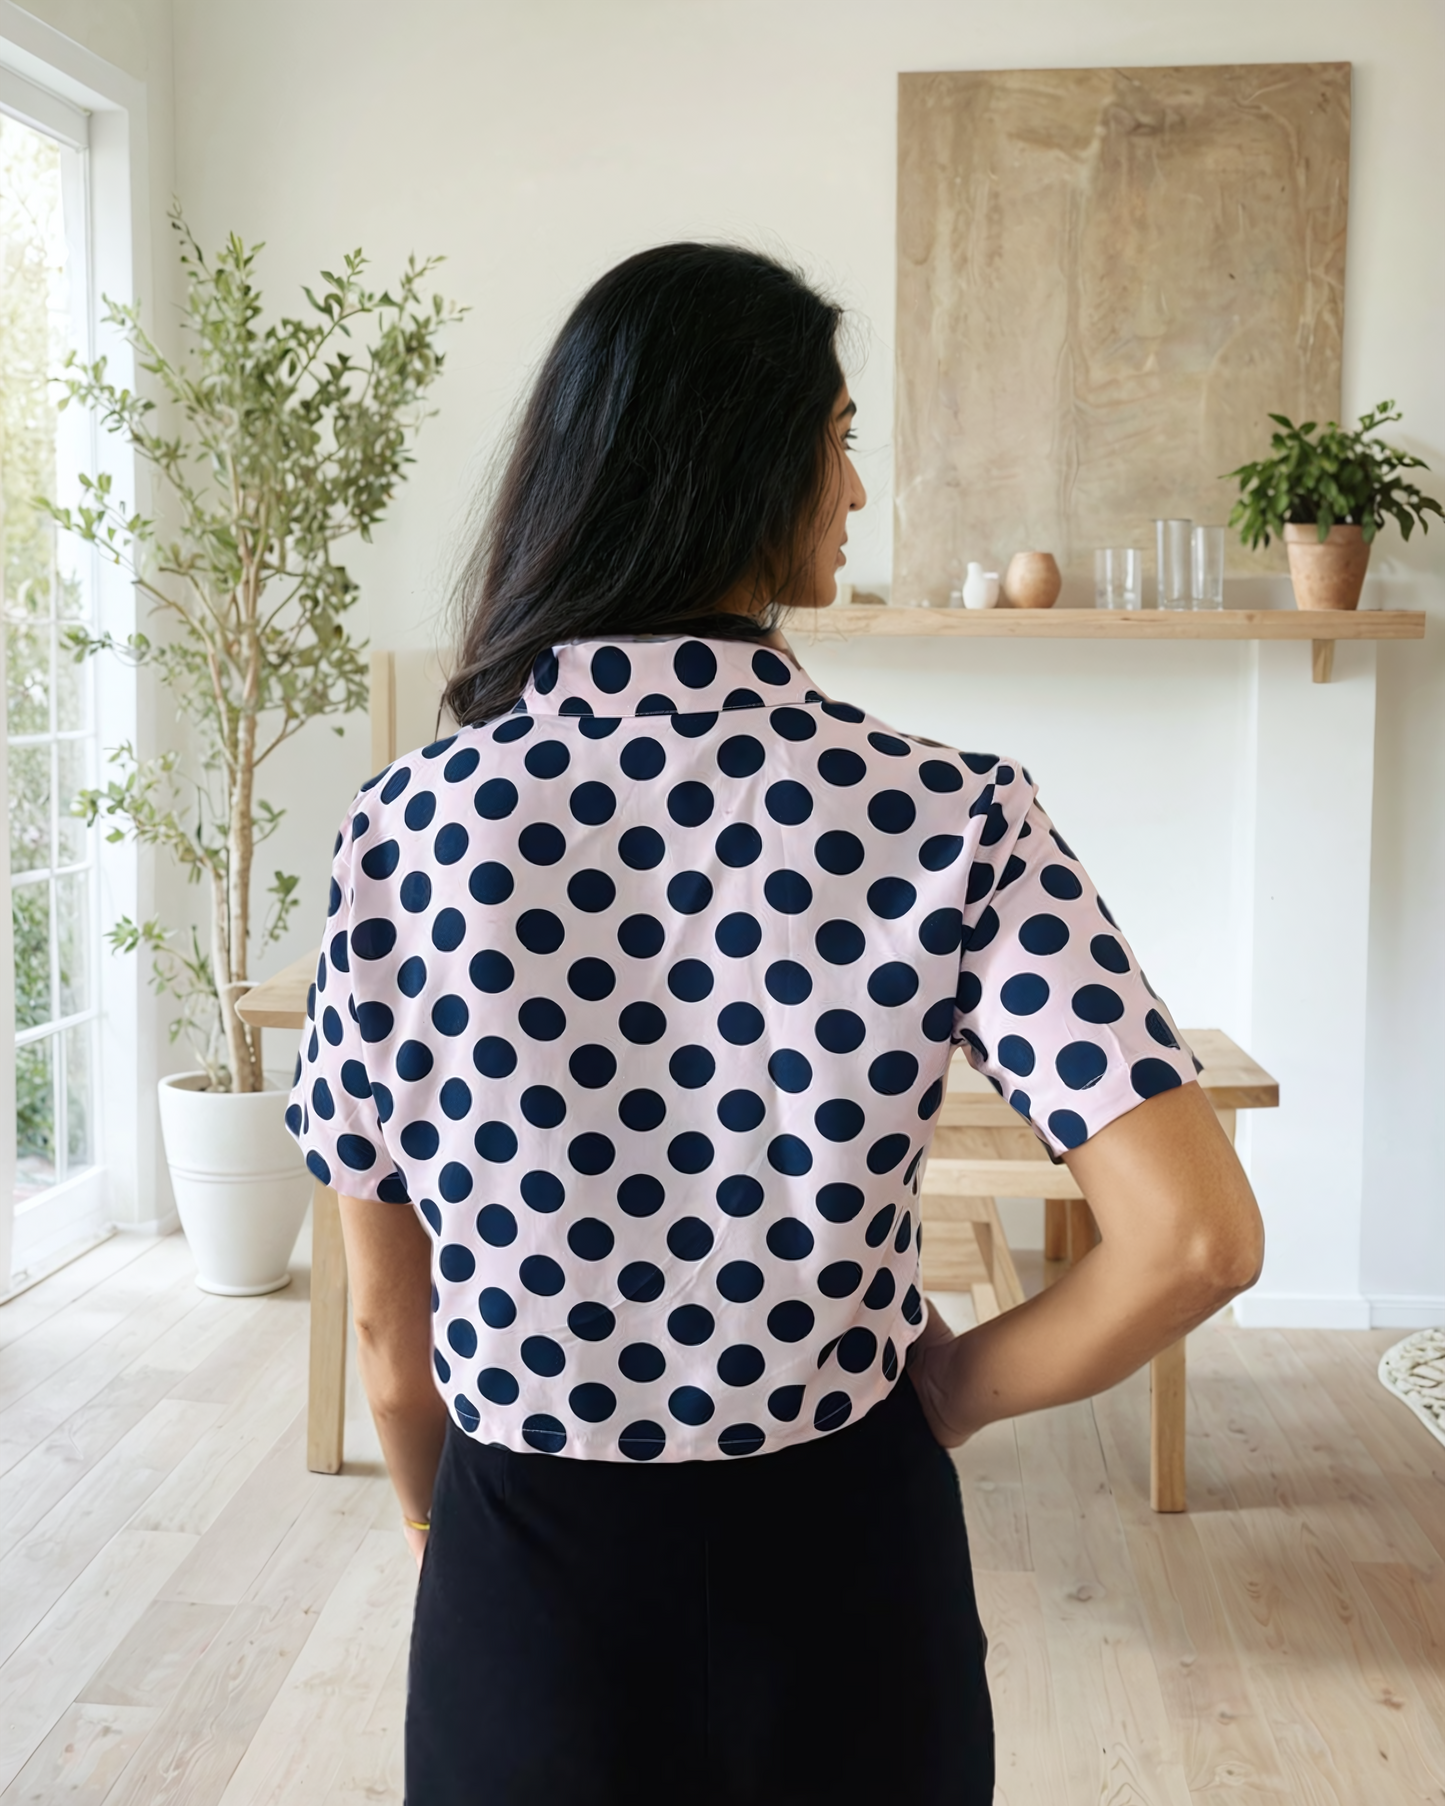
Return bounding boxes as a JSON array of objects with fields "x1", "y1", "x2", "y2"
[
  {"x1": 1066, "y1": 1197, "x2": 1098, "y2": 1264},
  {"x1": 1150, "y1": 1337, "x2": 1187, "y2": 1512},
  {"x1": 1146, "y1": 1105, "x2": 1232, "y2": 1513},
  {"x1": 307, "y1": 1181, "x2": 348, "y2": 1475},
  {"x1": 1043, "y1": 1197, "x2": 1068, "y2": 1260}
]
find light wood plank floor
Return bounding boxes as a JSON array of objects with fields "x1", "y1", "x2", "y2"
[{"x1": 1, "y1": 1226, "x2": 1442, "y2": 1804}]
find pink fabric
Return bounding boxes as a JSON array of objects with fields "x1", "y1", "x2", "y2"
[{"x1": 289, "y1": 632, "x2": 1197, "y2": 1461}]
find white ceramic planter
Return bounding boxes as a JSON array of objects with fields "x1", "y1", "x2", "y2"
[{"x1": 157, "y1": 1072, "x2": 311, "y2": 1295}]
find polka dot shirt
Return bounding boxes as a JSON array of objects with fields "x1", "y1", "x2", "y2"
[{"x1": 289, "y1": 632, "x2": 1198, "y2": 1462}]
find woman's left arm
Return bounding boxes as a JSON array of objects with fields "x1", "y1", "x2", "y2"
[{"x1": 338, "y1": 1195, "x2": 448, "y2": 1565}]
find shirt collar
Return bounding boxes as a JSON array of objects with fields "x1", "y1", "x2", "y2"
[{"x1": 516, "y1": 632, "x2": 823, "y2": 719}]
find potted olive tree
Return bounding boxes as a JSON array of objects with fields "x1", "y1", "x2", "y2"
[
  {"x1": 49, "y1": 211, "x2": 462, "y2": 1292},
  {"x1": 1227, "y1": 400, "x2": 1442, "y2": 609}
]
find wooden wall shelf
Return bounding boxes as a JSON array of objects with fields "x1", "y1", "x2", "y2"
[{"x1": 795, "y1": 606, "x2": 1425, "y2": 683}]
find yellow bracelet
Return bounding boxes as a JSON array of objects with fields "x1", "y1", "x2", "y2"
[{"x1": 403, "y1": 1515, "x2": 431, "y2": 1532}]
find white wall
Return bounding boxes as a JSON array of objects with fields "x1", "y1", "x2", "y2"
[{"x1": 23, "y1": 0, "x2": 1445, "y2": 1316}]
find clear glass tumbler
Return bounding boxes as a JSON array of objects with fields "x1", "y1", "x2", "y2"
[
  {"x1": 1094, "y1": 547, "x2": 1143, "y2": 610},
  {"x1": 1155, "y1": 518, "x2": 1192, "y2": 610},
  {"x1": 1191, "y1": 524, "x2": 1225, "y2": 610}
]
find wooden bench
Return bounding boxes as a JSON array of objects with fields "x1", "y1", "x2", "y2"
[{"x1": 920, "y1": 1028, "x2": 1278, "y2": 1510}]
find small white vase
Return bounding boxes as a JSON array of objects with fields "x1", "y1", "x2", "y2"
[
  {"x1": 962, "y1": 562, "x2": 1000, "y2": 610},
  {"x1": 157, "y1": 1072, "x2": 312, "y2": 1294}
]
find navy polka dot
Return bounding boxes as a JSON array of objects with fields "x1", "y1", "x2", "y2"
[
  {"x1": 474, "y1": 777, "x2": 517, "y2": 819},
  {"x1": 768, "y1": 1385, "x2": 805, "y2": 1422},
  {"x1": 568, "y1": 1301, "x2": 615, "y2": 1342},
  {"x1": 1132, "y1": 1057, "x2": 1183, "y2": 1098},
  {"x1": 815, "y1": 830, "x2": 864, "y2": 874},
  {"x1": 814, "y1": 1391, "x2": 852, "y2": 1431},
  {"x1": 476, "y1": 1204, "x2": 517, "y2": 1246},
  {"x1": 1073, "y1": 983, "x2": 1125, "y2": 1024},
  {"x1": 522, "y1": 1414, "x2": 567, "y2": 1454},
  {"x1": 1020, "y1": 914, "x2": 1070, "y2": 956},
  {"x1": 717, "y1": 1260, "x2": 765, "y2": 1303},
  {"x1": 767, "y1": 1300, "x2": 815, "y2": 1342},
  {"x1": 1057, "y1": 1041, "x2": 1108, "y2": 1090},
  {"x1": 1001, "y1": 973, "x2": 1049, "y2": 1015},
  {"x1": 569, "y1": 1382, "x2": 617, "y2": 1423},
  {"x1": 1048, "y1": 1109, "x2": 1090, "y2": 1149},
  {"x1": 667, "y1": 1305, "x2": 715, "y2": 1346},
  {"x1": 619, "y1": 1343, "x2": 666, "y2": 1384},
  {"x1": 479, "y1": 1287, "x2": 516, "y2": 1328},
  {"x1": 521, "y1": 1336, "x2": 566, "y2": 1379},
  {"x1": 517, "y1": 1171, "x2": 563, "y2": 1215},
  {"x1": 479, "y1": 1367, "x2": 519, "y2": 1406},
  {"x1": 1041, "y1": 863, "x2": 1083, "y2": 900}
]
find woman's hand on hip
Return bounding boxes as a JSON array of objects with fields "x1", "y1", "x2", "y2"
[{"x1": 906, "y1": 1299, "x2": 970, "y2": 1449}]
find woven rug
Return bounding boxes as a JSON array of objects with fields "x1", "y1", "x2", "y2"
[{"x1": 1378, "y1": 1330, "x2": 1445, "y2": 1448}]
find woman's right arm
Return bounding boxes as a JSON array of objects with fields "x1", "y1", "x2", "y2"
[{"x1": 909, "y1": 1078, "x2": 1264, "y2": 1445}]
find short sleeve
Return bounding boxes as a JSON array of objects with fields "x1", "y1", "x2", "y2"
[
  {"x1": 285, "y1": 808, "x2": 410, "y2": 1203},
  {"x1": 952, "y1": 769, "x2": 1200, "y2": 1158}
]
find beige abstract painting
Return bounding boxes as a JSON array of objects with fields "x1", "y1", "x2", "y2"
[{"x1": 894, "y1": 64, "x2": 1350, "y2": 604}]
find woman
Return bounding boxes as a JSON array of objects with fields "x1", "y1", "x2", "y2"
[{"x1": 289, "y1": 244, "x2": 1263, "y2": 1805}]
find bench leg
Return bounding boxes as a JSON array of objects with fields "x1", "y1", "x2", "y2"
[
  {"x1": 307, "y1": 1181, "x2": 349, "y2": 1475},
  {"x1": 1043, "y1": 1196, "x2": 1069, "y2": 1260},
  {"x1": 1150, "y1": 1337, "x2": 1187, "y2": 1511}
]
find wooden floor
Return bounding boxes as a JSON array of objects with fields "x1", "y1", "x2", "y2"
[{"x1": 1, "y1": 1230, "x2": 1443, "y2": 1805}]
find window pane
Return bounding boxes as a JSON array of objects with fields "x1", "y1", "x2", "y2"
[
  {"x1": 4, "y1": 620, "x2": 50, "y2": 734},
  {"x1": 55, "y1": 562, "x2": 86, "y2": 621},
  {"x1": 64, "y1": 1021, "x2": 92, "y2": 1168},
  {"x1": 56, "y1": 735, "x2": 88, "y2": 866},
  {"x1": 55, "y1": 639, "x2": 87, "y2": 732},
  {"x1": 8, "y1": 741, "x2": 52, "y2": 873},
  {"x1": 12, "y1": 880, "x2": 52, "y2": 1030},
  {"x1": 15, "y1": 1035, "x2": 56, "y2": 1196},
  {"x1": 57, "y1": 870, "x2": 89, "y2": 1016},
  {"x1": 5, "y1": 105, "x2": 101, "y2": 1222}
]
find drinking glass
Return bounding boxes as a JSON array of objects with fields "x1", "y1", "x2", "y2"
[
  {"x1": 1191, "y1": 524, "x2": 1225, "y2": 610},
  {"x1": 1155, "y1": 518, "x2": 1192, "y2": 610},
  {"x1": 1094, "y1": 547, "x2": 1143, "y2": 610}
]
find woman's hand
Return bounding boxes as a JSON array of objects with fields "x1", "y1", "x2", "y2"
[
  {"x1": 906, "y1": 1300, "x2": 969, "y2": 1449},
  {"x1": 403, "y1": 1519, "x2": 430, "y2": 1570}
]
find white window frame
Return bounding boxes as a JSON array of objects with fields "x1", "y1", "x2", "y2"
[{"x1": 1, "y1": 7, "x2": 156, "y2": 1289}]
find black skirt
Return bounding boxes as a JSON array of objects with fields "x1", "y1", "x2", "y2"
[{"x1": 406, "y1": 1371, "x2": 993, "y2": 1805}]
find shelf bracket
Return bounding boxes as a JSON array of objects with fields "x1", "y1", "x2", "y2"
[{"x1": 1312, "y1": 640, "x2": 1336, "y2": 684}]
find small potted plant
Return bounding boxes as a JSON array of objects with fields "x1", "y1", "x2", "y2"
[
  {"x1": 47, "y1": 211, "x2": 462, "y2": 1292},
  {"x1": 1226, "y1": 400, "x2": 1442, "y2": 609}
]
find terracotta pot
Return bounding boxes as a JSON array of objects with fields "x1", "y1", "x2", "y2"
[
  {"x1": 1283, "y1": 522, "x2": 1370, "y2": 611},
  {"x1": 1003, "y1": 551, "x2": 1062, "y2": 609}
]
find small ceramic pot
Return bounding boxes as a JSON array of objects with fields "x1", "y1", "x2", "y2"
[
  {"x1": 1283, "y1": 523, "x2": 1370, "y2": 611},
  {"x1": 961, "y1": 562, "x2": 1001, "y2": 610},
  {"x1": 1003, "y1": 551, "x2": 1062, "y2": 609}
]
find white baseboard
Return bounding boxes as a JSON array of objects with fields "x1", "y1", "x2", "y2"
[
  {"x1": 1233, "y1": 1293, "x2": 1373, "y2": 1329},
  {"x1": 1368, "y1": 1297, "x2": 1445, "y2": 1330},
  {"x1": 1233, "y1": 1291, "x2": 1445, "y2": 1330}
]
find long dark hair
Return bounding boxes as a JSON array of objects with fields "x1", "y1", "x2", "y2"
[{"x1": 444, "y1": 243, "x2": 845, "y2": 726}]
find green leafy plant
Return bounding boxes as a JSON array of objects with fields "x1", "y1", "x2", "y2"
[
  {"x1": 46, "y1": 208, "x2": 465, "y2": 1091},
  {"x1": 1226, "y1": 400, "x2": 1443, "y2": 550}
]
